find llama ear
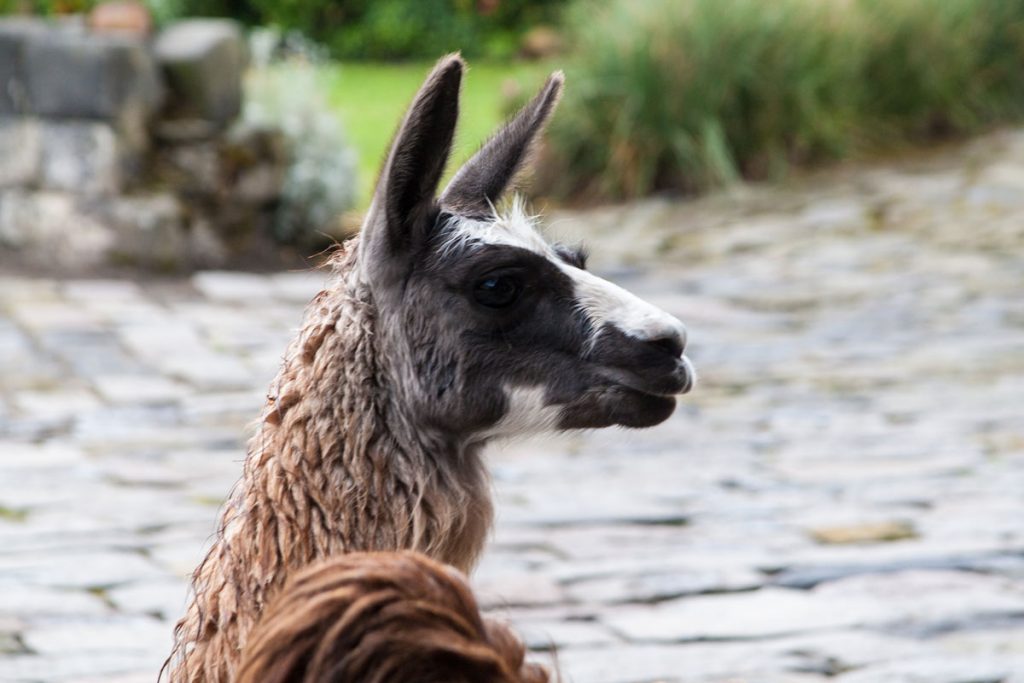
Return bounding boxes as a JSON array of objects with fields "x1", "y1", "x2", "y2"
[
  {"x1": 440, "y1": 71, "x2": 564, "y2": 217},
  {"x1": 361, "y1": 54, "x2": 463, "y2": 280}
]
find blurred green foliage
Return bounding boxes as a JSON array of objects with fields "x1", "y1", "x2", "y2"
[
  {"x1": 0, "y1": 0, "x2": 91, "y2": 13},
  {"x1": 2, "y1": 0, "x2": 565, "y2": 59},
  {"x1": 545, "y1": 0, "x2": 1024, "y2": 199},
  {"x1": 166, "y1": 0, "x2": 565, "y2": 59}
]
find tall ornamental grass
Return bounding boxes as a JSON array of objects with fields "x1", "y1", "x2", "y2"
[{"x1": 546, "y1": 0, "x2": 1024, "y2": 199}]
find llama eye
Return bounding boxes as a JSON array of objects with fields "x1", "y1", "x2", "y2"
[{"x1": 473, "y1": 275, "x2": 521, "y2": 308}]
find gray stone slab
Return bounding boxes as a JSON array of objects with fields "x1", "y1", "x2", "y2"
[
  {"x1": 92, "y1": 374, "x2": 191, "y2": 404},
  {"x1": 564, "y1": 567, "x2": 763, "y2": 605},
  {"x1": 473, "y1": 567, "x2": 564, "y2": 609},
  {"x1": 0, "y1": 550, "x2": 167, "y2": 589},
  {"x1": 0, "y1": 190, "x2": 115, "y2": 265},
  {"x1": 21, "y1": 615, "x2": 170, "y2": 656},
  {"x1": 0, "y1": 584, "x2": 110, "y2": 618},
  {"x1": 835, "y1": 656, "x2": 1024, "y2": 683},
  {"x1": 0, "y1": 650, "x2": 163, "y2": 682},
  {"x1": 22, "y1": 30, "x2": 162, "y2": 123},
  {"x1": 0, "y1": 18, "x2": 48, "y2": 114},
  {"x1": 107, "y1": 579, "x2": 189, "y2": 621},
  {"x1": 191, "y1": 270, "x2": 275, "y2": 302},
  {"x1": 39, "y1": 120, "x2": 122, "y2": 195},
  {"x1": 154, "y1": 19, "x2": 245, "y2": 126},
  {"x1": 605, "y1": 587, "x2": 887, "y2": 643},
  {"x1": 0, "y1": 117, "x2": 39, "y2": 188},
  {"x1": 82, "y1": 192, "x2": 190, "y2": 267}
]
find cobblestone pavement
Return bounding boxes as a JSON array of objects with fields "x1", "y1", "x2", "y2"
[{"x1": 2, "y1": 129, "x2": 1024, "y2": 682}]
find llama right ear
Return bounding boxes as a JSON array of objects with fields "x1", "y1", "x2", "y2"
[
  {"x1": 360, "y1": 55, "x2": 464, "y2": 284},
  {"x1": 440, "y1": 71, "x2": 564, "y2": 217}
]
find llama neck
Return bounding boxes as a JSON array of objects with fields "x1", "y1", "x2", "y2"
[
  {"x1": 169, "y1": 242, "x2": 493, "y2": 682},
  {"x1": 228, "y1": 242, "x2": 492, "y2": 575}
]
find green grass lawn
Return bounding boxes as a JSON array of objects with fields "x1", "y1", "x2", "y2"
[{"x1": 319, "y1": 60, "x2": 553, "y2": 207}]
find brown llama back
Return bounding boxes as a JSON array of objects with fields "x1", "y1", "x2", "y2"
[{"x1": 236, "y1": 551, "x2": 550, "y2": 683}]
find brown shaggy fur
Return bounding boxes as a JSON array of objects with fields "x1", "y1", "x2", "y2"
[
  {"x1": 165, "y1": 243, "x2": 494, "y2": 681},
  {"x1": 236, "y1": 551, "x2": 550, "y2": 683}
]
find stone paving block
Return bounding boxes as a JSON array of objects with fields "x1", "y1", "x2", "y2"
[
  {"x1": 40, "y1": 330, "x2": 147, "y2": 379},
  {"x1": 12, "y1": 389, "x2": 101, "y2": 422},
  {"x1": 812, "y1": 570, "x2": 1024, "y2": 636},
  {"x1": 0, "y1": 319, "x2": 36, "y2": 368},
  {"x1": 62, "y1": 279, "x2": 146, "y2": 303},
  {"x1": 0, "y1": 585, "x2": 110, "y2": 618},
  {"x1": 116, "y1": 319, "x2": 205, "y2": 359},
  {"x1": 148, "y1": 538, "x2": 214, "y2": 579},
  {"x1": 473, "y1": 566, "x2": 565, "y2": 609},
  {"x1": 270, "y1": 270, "x2": 329, "y2": 303},
  {"x1": 153, "y1": 350, "x2": 253, "y2": 391},
  {"x1": 606, "y1": 587, "x2": 890, "y2": 643},
  {"x1": 91, "y1": 455, "x2": 195, "y2": 489},
  {"x1": 835, "y1": 656, "x2": 1024, "y2": 683},
  {"x1": 92, "y1": 374, "x2": 191, "y2": 404},
  {"x1": 22, "y1": 615, "x2": 169, "y2": 656},
  {"x1": 496, "y1": 481, "x2": 688, "y2": 528},
  {"x1": 0, "y1": 650, "x2": 162, "y2": 682},
  {"x1": 0, "y1": 550, "x2": 166, "y2": 589},
  {"x1": 512, "y1": 618, "x2": 618, "y2": 650},
  {"x1": 177, "y1": 390, "x2": 263, "y2": 423},
  {"x1": 933, "y1": 625, "x2": 1024, "y2": 658},
  {"x1": 73, "y1": 672, "x2": 156, "y2": 683},
  {"x1": 191, "y1": 270, "x2": 275, "y2": 302},
  {"x1": 50, "y1": 483, "x2": 216, "y2": 533},
  {"x1": 243, "y1": 349, "x2": 289, "y2": 385},
  {"x1": 107, "y1": 578, "x2": 189, "y2": 621},
  {"x1": 0, "y1": 276, "x2": 60, "y2": 303},
  {"x1": 564, "y1": 567, "x2": 763, "y2": 605},
  {"x1": 0, "y1": 442, "x2": 87, "y2": 471},
  {"x1": 8, "y1": 302, "x2": 106, "y2": 333},
  {"x1": 551, "y1": 642, "x2": 773, "y2": 683}
]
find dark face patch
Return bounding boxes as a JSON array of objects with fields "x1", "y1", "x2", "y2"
[{"x1": 372, "y1": 215, "x2": 688, "y2": 440}]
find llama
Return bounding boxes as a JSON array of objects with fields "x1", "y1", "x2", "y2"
[
  {"x1": 167, "y1": 54, "x2": 694, "y2": 682},
  {"x1": 236, "y1": 551, "x2": 550, "y2": 683}
]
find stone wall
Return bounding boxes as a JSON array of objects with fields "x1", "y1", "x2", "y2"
[{"x1": 0, "y1": 12, "x2": 293, "y2": 272}]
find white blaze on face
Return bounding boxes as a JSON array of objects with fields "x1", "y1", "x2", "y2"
[
  {"x1": 560, "y1": 266, "x2": 688, "y2": 348},
  {"x1": 445, "y1": 198, "x2": 689, "y2": 350}
]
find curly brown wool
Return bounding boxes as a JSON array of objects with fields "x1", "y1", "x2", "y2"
[{"x1": 236, "y1": 551, "x2": 550, "y2": 683}]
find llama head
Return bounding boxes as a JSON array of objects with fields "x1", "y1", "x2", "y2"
[{"x1": 356, "y1": 55, "x2": 694, "y2": 442}]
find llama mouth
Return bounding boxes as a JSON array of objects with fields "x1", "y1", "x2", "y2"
[{"x1": 598, "y1": 355, "x2": 696, "y2": 398}]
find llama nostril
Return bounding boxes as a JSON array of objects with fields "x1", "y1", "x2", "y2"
[{"x1": 646, "y1": 332, "x2": 685, "y2": 359}]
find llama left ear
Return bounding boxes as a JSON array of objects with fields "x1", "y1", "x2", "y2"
[
  {"x1": 440, "y1": 71, "x2": 564, "y2": 217},
  {"x1": 361, "y1": 55, "x2": 464, "y2": 284}
]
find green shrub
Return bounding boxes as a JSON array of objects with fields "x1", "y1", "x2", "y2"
[
  {"x1": 147, "y1": 0, "x2": 567, "y2": 59},
  {"x1": 546, "y1": 0, "x2": 1024, "y2": 199}
]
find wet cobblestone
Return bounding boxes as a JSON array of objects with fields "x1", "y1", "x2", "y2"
[{"x1": 2, "y1": 129, "x2": 1023, "y2": 681}]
